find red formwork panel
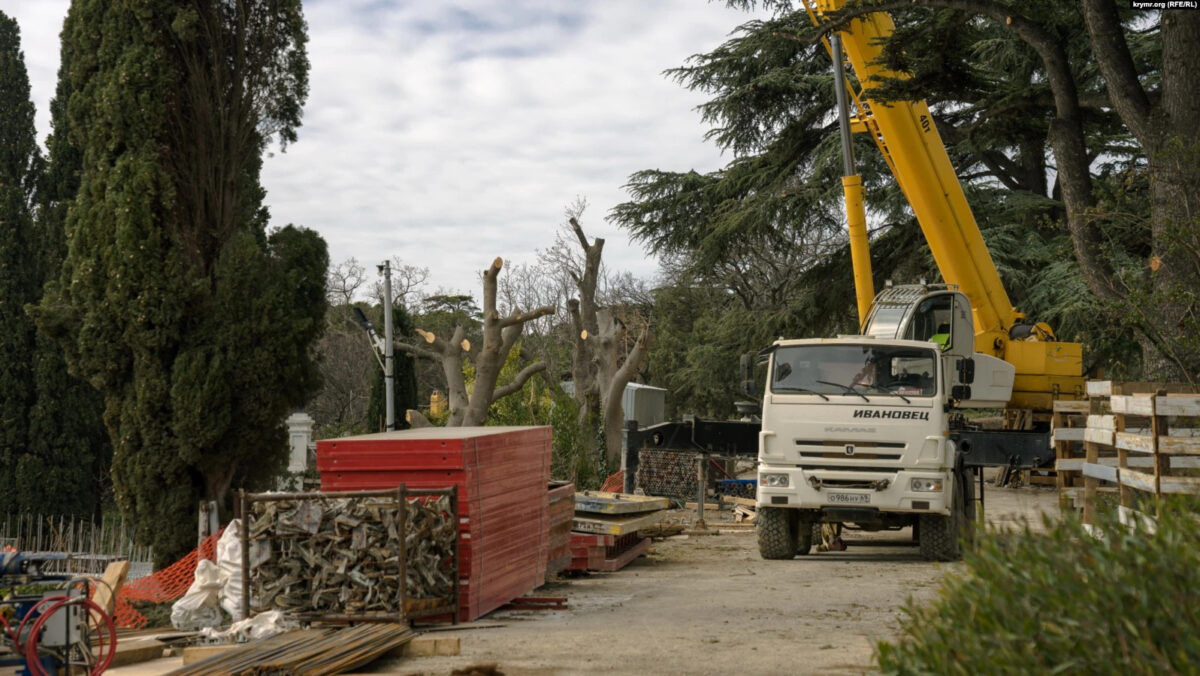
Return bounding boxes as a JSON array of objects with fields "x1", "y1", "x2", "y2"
[
  {"x1": 316, "y1": 426, "x2": 552, "y2": 622},
  {"x1": 546, "y1": 481, "x2": 575, "y2": 579}
]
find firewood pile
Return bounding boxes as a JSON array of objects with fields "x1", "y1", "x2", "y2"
[{"x1": 245, "y1": 491, "x2": 457, "y2": 619}]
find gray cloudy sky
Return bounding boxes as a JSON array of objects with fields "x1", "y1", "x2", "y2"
[{"x1": 7, "y1": 0, "x2": 751, "y2": 298}]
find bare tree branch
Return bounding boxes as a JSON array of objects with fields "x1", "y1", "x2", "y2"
[{"x1": 492, "y1": 361, "x2": 549, "y2": 401}]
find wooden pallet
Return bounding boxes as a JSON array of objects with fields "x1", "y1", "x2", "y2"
[{"x1": 574, "y1": 491, "x2": 669, "y2": 515}]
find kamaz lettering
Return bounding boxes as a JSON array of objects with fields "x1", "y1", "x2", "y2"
[{"x1": 852, "y1": 409, "x2": 930, "y2": 420}]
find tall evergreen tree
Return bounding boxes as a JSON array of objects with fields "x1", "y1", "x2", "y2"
[
  {"x1": 35, "y1": 0, "x2": 325, "y2": 566},
  {"x1": 0, "y1": 12, "x2": 41, "y2": 514},
  {"x1": 16, "y1": 9, "x2": 112, "y2": 517}
]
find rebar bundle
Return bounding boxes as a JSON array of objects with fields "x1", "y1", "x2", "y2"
[
  {"x1": 635, "y1": 449, "x2": 699, "y2": 499},
  {"x1": 167, "y1": 623, "x2": 415, "y2": 676}
]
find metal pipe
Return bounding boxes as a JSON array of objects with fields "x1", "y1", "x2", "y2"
[
  {"x1": 239, "y1": 489, "x2": 249, "y2": 620},
  {"x1": 831, "y1": 33, "x2": 856, "y2": 176},
  {"x1": 382, "y1": 260, "x2": 396, "y2": 431},
  {"x1": 397, "y1": 484, "x2": 408, "y2": 625}
]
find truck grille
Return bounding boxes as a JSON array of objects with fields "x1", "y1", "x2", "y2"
[{"x1": 798, "y1": 451, "x2": 902, "y2": 461}]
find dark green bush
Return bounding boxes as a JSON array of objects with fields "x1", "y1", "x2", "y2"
[{"x1": 876, "y1": 500, "x2": 1200, "y2": 675}]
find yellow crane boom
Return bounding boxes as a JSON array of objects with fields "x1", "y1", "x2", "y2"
[{"x1": 807, "y1": 0, "x2": 1084, "y2": 410}]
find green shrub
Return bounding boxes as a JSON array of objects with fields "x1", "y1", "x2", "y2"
[{"x1": 875, "y1": 499, "x2": 1200, "y2": 675}]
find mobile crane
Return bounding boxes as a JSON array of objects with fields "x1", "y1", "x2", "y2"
[{"x1": 753, "y1": 0, "x2": 1085, "y2": 560}]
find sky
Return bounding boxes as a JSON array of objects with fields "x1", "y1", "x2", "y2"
[{"x1": 6, "y1": 0, "x2": 753, "y2": 300}]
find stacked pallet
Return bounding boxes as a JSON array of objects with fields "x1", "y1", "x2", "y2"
[
  {"x1": 567, "y1": 492, "x2": 666, "y2": 572},
  {"x1": 316, "y1": 426, "x2": 552, "y2": 622}
]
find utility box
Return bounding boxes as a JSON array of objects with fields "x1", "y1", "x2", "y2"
[{"x1": 622, "y1": 383, "x2": 667, "y2": 427}]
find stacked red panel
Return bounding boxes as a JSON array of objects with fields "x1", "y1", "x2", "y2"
[
  {"x1": 316, "y1": 426, "x2": 552, "y2": 622},
  {"x1": 546, "y1": 481, "x2": 576, "y2": 579}
]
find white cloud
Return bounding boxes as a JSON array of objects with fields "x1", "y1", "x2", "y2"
[{"x1": 8, "y1": 0, "x2": 752, "y2": 299}]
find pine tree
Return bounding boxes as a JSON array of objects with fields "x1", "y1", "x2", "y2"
[
  {"x1": 0, "y1": 12, "x2": 41, "y2": 514},
  {"x1": 35, "y1": 0, "x2": 325, "y2": 566}
]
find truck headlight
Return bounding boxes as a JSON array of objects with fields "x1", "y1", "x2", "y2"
[
  {"x1": 761, "y1": 473, "x2": 789, "y2": 488},
  {"x1": 910, "y1": 478, "x2": 944, "y2": 492}
]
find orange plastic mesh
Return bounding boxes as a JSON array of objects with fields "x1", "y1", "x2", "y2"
[
  {"x1": 113, "y1": 531, "x2": 222, "y2": 629},
  {"x1": 600, "y1": 471, "x2": 624, "y2": 493}
]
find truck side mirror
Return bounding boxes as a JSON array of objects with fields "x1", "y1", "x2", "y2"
[
  {"x1": 951, "y1": 385, "x2": 972, "y2": 400},
  {"x1": 957, "y1": 357, "x2": 975, "y2": 384},
  {"x1": 740, "y1": 353, "x2": 756, "y2": 395}
]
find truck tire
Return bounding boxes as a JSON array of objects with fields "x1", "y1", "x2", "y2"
[
  {"x1": 794, "y1": 518, "x2": 818, "y2": 556},
  {"x1": 919, "y1": 477, "x2": 967, "y2": 561},
  {"x1": 757, "y1": 507, "x2": 798, "y2": 559}
]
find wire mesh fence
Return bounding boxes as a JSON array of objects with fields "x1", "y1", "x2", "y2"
[{"x1": 0, "y1": 513, "x2": 153, "y2": 579}]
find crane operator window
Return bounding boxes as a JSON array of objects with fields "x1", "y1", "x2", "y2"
[{"x1": 904, "y1": 295, "x2": 954, "y2": 350}]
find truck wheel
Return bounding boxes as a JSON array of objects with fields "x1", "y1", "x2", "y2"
[
  {"x1": 757, "y1": 507, "x2": 798, "y2": 559},
  {"x1": 919, "y1": 479, "x2": 966, "y2": 561},
  {"x1": 794, "y1": 518, "x2": 818, "y2": 556}
]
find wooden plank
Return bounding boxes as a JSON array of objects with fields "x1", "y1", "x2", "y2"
[
  {"x1": 1086, "y1": 415, "x2": 1115, "y2": 430},
  {"x1": 1083, "y1": 440, "x2": 1100, "y2": 525},
  {"x1": 1052, "y1": 428, "x2": 1086, "y2": 442},
  {"x1": 90, "y1": 560, "x2": 129, "y2": 626},
  {"x1": 1158, "y1": 395, "x2": 1200, "y2": 416},
  {"x1": 1111, "y1": 395, "x2": 1155, "y2": 416},
  {"x1": 107, "y1": 637, "x2": 167, "y2": 669},
  {"x1": 718, "y1": 495, "x2": 757, "y2": 507},
  {"x1": 1082, "y1": 462, "x2": 1118, "y2": 484},
  {"x1": 1086, "y1": 381, "x2": 1115, "y2": 397},
  {"x1": 1159, "y1": 435, "x2": 1200, "y2": 456},
  {"x1": 1083, "y1": 428, "x2": 1114, "y2": 446},
  {"x1": 183, "y1": 645, "x2": 237, "y2": 665},
  {"x1": 387, "y1": 635, "x2": 462, "y2": 657},
  {"x1": 1061, "y1": 456, "x2": 1200, "y2": 471},
  {"x1": 572, "y1": 510, "x2": 665, "y2": 536},
  {"x1": 1115, "y1": 432, "x2": 1155, "y2": 454},
  {"x1": 574, "y1": 491, "x2": 669, "y2": 515},
  {"x1": 1053, "y1": 400, "x2": 1090, "y2": 413}
]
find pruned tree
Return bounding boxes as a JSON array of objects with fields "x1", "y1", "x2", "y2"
[
  {"x1": 398, "y1": 258, "x2": 555, "y2": 427},
  {"x1": 562, "y1": 212, "x2": 651, "y2": 470}
]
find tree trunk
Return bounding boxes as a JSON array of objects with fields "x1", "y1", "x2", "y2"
[{"x1": 398, "y1": 257, "x2": 553, "y2": 426}]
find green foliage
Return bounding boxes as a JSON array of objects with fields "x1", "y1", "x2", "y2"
[
  {"x1": 875, "y1": 501, "x2": 1200, "y2": 675},
  {"x1": 35, "y1": 0, "x2": 322, "y2": 566},
  {"x1": 483, "y1": 346, "x2": 600, "y2": 489},
  {"x1": 613, "y1": 1, "x2": 1148, "y2": 387},
  {"x1": 0, "y1": 11, "x2": 44, "y2": 514},
  {"x1": 366, "y1": 304, "x2": 419, "y2": 432}
]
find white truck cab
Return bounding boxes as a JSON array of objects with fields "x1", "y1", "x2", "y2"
[{"x1": 755, "y1": 285, "x2": 1010, "y2": 561}]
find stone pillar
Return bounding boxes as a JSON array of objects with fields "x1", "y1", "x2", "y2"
[{"x1": 286, "y1": 412, "x2": 315, "y2": 474}]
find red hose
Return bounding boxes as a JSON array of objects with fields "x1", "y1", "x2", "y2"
[{"x1": 23, "y1": 596, "x2": 117, "y2": 676}]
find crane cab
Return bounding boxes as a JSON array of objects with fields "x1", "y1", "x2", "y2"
[{"x1": 861, "y1": 284, "x2": 1014, "y2": 408}]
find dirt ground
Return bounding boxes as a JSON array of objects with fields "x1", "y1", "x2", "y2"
[
  {"x1": 379, "y1": 483, "x2": 1059, "y2": 676},
  {"x1": 109, "y1": 482, "x2": 1058, "y2": 676}
]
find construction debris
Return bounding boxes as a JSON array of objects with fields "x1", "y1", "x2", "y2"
[{"x1": 241, "y1": 487, "x2": 458, "y2": 623}]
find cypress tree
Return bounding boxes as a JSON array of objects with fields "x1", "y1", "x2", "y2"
[
  {"x1": 16, "y1": 8, "x2": 112, "y2": 517},
  {"x1": 35, "y1": 0, "x2": 325, "y2": 566},
  {"x1": 0, "y1": 12, "x2": 41, "y2": 514}
]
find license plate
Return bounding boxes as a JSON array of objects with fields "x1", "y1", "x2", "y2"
[{"x1": 827, "y1": 492, "x2": 870, "y2": 505}]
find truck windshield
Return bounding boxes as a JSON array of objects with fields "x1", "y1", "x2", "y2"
[{"x1": 770, "y1": 344, "x2": 938, "y2": 398}]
